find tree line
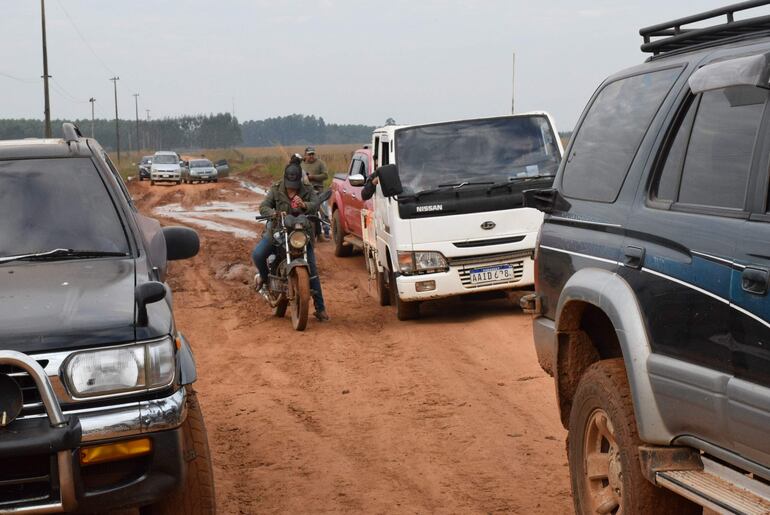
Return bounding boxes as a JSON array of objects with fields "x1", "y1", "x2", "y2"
[{"x1": 0, "y1": 113, "x2": 374, "y2": 150}]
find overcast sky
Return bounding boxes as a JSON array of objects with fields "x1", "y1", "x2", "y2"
[{"x1": 2, "y1": 1, "x2": 766, "y2": 131}]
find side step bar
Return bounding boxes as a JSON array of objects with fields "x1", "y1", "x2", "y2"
[
  {"x1": 343, "y1": 234, "x2": 364, "y2": 249},
  {"x1": 656, "y1": 456, "x2": 770, "y2": 514}
]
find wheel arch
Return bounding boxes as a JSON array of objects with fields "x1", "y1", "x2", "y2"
[{"x1": 554, "y1": 267, "x2": 672, "y2": 444}]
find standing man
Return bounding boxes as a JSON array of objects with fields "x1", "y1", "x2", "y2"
[{"x1": 301, "y1": 146, "x2": 330, "y2": 240}]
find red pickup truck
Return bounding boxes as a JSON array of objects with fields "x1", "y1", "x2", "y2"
[{"x1": 329, "y1": 146, "x2": 374, "y2": 257}]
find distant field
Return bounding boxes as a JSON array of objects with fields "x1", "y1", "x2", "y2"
[{"x1": 111, "y1": 144, "x2": 359, "y2": 183}]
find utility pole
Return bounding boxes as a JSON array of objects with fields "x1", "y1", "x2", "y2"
[
  {"x1": 511, "y1": 51, "x2": 516, "y2": 114},
  {"x1": 89, "y1": 97, "x2": 96, "y2": 138},
  {"x1": 40, "y1": 0, "x2": 52, "y2": 137},
  {"x1": 133, "y1": 93, "x2": 140, "y2": 157},
  {"x1": 110, "y1": 77, "x2": 120, "y2": 163},
  {"x1": 145, "y1": 109, "x2": 151, "y2": 150}
]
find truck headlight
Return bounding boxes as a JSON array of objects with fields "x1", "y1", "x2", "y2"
[
  {"x1": 64, "y1": 339, "x2": 175, "y2": 398},
  {"x1": 289, "y1": 230, "x2": 308, "y2": 249},
  {"x1": 397, "y1": 251, "x2": 448, "y2": 275}
]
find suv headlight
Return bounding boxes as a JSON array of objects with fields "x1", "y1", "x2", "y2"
[
  {"x1": 64, "y1": 338, "x2": 175, "y2": 398},
  {"x1": 289, "y1": 230, "x2": 308, "y2": 249},
  {"x1": 397, "y1": 251, "x2": 449, "y2": 275}
]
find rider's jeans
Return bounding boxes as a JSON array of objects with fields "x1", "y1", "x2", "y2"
[{"x1": 251, "y1": 237, "x2": 326, "y2": 312}]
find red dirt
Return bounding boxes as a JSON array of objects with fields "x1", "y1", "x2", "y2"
[{"x1": 128, "y1": 177, "x2": 572, "y2": 514}]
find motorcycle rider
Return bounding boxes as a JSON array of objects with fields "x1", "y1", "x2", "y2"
[{"x1": 251, "y1": 162, "x2": 330, "y2": 322}]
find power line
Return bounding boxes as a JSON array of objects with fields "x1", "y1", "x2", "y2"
[
  {"x1": 0, "y1": 71, "x2": 39, "y2": 84},
  {"x1": 50, "y1": 78, "x2": 89, "y2": 103},
  {"x1": 54, "y1": 0, "x2": 116, "y2": 77}
]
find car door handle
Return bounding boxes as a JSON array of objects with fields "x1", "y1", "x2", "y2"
[
  {"x1": 342, "y1": 188, "x2": 348, "y2": 194},
  {"x1": 624, "y1": 246, "x2": 645, "y2": 269},
  {"x1": 742, "y1": 267, "x2": 769, "y2": 295}
]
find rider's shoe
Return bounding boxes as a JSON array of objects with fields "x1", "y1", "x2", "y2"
[
  {"x1": 313, "y1": 310, "x2": 330, "y2": 322},
  {"x1": 253, "y1": 273, "x2": 263, "y2": 291}
]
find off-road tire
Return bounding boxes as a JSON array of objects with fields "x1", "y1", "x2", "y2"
[
  {"x1": 332, "y1": 210, "x2": 352, "y2": 257},
  {"x1": 140, "y1": 388, "x2": 216, "y2": 515},
  {"x1": 389, "y1": 270, "x2": 419, "y2": 320},
  {"x1": 568, "y1": 359, "x2": 699, "y2": 515},
  {"x1": 213, "y1": 178, "x2": 218, "y2": 183},
  {"x1": 290, "y1": 267, "x2": 310, "y2": 331}
]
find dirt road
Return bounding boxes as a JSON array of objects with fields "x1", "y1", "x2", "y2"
[{"x1": 129, "y1": 175, "x2": 572, "y2": 514}]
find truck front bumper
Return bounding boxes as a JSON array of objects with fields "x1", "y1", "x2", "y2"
[
  {"x1": 396, "y1": 252, "x2": 534, "y2": 301},
  {"x1": 0, "y1": 351, "x2": 188, "y2": 514}
]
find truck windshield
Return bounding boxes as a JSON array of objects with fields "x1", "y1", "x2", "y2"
[
  {"x1": 0, "y1": 158, "x2": 130, "y2": 258},
  {"x1": 153, "y1": 154, "x2": 178, "y2": 164},
  {"x1": 395, "y1": 116, "x2": 560, "y2": 194}
]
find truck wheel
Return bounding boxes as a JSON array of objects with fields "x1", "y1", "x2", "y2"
[
  {"x1": 389, "y1": 270, "x2": 419, "y2": 320},
  {"x1": 377, "y1": 271, "x2": 390, "y2": 307},
  {"x1": 140, "y1": 388, "x2": 216, "y2": 515},
  {"x1": 568, "y1": 359, "x2": 699, "y2": 515},
  {"x1": 150, "y1": 180, "x2": 155, "y2": 186},
  {"x1": 332, "y1": 210, "x2": 352, "y2": 257}
]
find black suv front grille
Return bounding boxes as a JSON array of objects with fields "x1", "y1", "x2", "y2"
[
  {"x1": 0, "y1": 454, "x2": 54, "y2": 508},
  {"x1": 0, "y1": 362, "x2": 49, "y2": 414}
]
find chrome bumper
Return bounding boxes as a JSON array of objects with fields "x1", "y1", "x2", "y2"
[{"x1": 22, "y1": 387, "x2": 188, "y2": 443}]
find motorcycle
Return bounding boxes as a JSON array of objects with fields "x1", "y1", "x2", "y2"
[{"x1": 255, "y1": 191, "x2": 331, "y2": 331}]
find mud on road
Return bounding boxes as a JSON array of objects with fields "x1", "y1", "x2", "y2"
[{"x1": 129, "y1": 175, "x2": 572, "y2": 514}]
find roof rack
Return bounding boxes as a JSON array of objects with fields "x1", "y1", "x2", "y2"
[
  {"x1": 61, "y1": 122, "x2": 84, "y2": 143},
  {"x1": 640, "y1": 1, "x2": 770, "y2": 56}
]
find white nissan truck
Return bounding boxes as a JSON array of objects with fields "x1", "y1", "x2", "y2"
[{"x1": 363, "y1": 114, "x2": 562, "y2": 320}]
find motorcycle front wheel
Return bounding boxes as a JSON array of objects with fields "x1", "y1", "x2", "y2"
[{"x1": 290, "y1": 267, "x2": 310, "y2": 331}]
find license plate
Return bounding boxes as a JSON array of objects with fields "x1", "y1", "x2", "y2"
[{"x1": 469, "y1": 264, "x2": 514, "y2": 284}]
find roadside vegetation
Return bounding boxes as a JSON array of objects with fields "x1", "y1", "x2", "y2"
[{"x1": 112, "y1": 144, "x2": 359, "y2": 185}]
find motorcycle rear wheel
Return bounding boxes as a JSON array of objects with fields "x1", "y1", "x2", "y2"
[{"x1": 290, "y1": 267, "x2": 310, "y2": 331}]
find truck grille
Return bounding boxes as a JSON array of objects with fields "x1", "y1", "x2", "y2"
[
  {"x1": 0, "y1": 362, "x2": 49, "y2": 415},
  {"x1": 0, "y1": 454, "x2": 55, "y2": 508}
]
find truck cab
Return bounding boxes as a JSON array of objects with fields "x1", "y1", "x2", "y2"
[
  {"x1": 369, "y1": 114, "x2": 562, "y2": 320},
  {"x1": 330, "y1": 146, "x2": 374, "y2": 257}
]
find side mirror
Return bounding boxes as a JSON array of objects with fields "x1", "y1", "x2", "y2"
[
  {"x1": 163, "y1": 226, "x2": 199, "y2": 260},
  {"x1": 135, "y1": 281, "x2": 167, "y2": 326},
  {"x1": 522, "y1": 188, "x2": 570, "y2": 214},
  {"x1": 376, "y1": 164, "x2": 403, "y2": 197},
  {"x1": 348, "y1": 173, "x2": 365, "y2": 187}
]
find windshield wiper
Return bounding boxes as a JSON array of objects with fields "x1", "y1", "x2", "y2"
[
  {"x1": 407, "y1": 181, "x2": 494, "y2": 200},
  {"x1": 0, "y1": 248, "x2": 129, "y2": 264}
]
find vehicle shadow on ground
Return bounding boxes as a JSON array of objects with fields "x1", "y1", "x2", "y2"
[{"x1": 413, "y1": 291, "x2": 530, "y2": 325}]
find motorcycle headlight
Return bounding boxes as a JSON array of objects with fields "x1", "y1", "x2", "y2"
[
  {"x1": 64, "y1": 338, "x2": 175, "y2": 398},
  {"x1": 289, "y1": 230, "x2": 308, "y2": 249},
  {"x1": 397, "y1": 251, "x2": 448, "y2": 275}
]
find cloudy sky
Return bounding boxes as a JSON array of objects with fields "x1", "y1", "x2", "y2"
[{"x1": 2, "y1": 1, "x2": 765, "y2": 130}]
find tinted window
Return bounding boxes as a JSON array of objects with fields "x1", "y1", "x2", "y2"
[
  {"x1": 677, "y1": 88, "x2": 766, "y2": 209},
  {"x1": 0, "y1": 158, "x2": 129, "y2": 257},
  {"x1": 191, "y1": 160, "x2": 213, "y2": 167},
  {"x1": 562, "y1": 68, "x2": 681, "y2": 202},
  {"x1": 654, "y1": 98, "x2": 698, "y2": 202}
]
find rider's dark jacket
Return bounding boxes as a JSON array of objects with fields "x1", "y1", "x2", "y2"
[{"x1": 259, "y1": 180, "x2": 320, "y2": 218}]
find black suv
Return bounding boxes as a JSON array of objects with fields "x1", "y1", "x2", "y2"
[
  {"x1": 523, "y1": 3, "x2": 770, "y2": 514},
  {"x1": 0, "y1": 124, "x2": 215, "y2": 513}
]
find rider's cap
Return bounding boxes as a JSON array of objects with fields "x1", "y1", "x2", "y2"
[
  {"x1": 284, "y1": 163, "x2": 302, "y2": 189},
  {"x1": 304, "y1": 146, "x2": 316, "y2": 154}
]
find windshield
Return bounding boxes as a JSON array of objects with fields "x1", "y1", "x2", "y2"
[
  {"x1": 0, "y1": 158, "x2": 130, "y2": 258},
  {"x1": 395, "y1": 116, "x2": 560, "y2": 194},
  {"x1": 153, "y1": 154, "x2": 178, "y2": 165},
  {"x1": 141, "y1": 156, "x2": 152, "y2": 164},
  {"x1": 190, "y1": 160, "x2": 213, "y2": 168}
]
